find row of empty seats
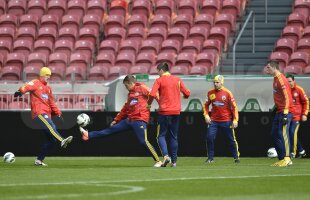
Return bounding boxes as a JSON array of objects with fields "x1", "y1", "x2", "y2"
[{"x1": 267, "y1": 0, "x2": 310, "y2": 74}]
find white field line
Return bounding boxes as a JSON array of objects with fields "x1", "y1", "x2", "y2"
[{"x1": 1, "y1": 173, "x2": 310, "y2": 187}]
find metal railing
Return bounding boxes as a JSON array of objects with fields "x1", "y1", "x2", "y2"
[
  {"x1": 232, "y1": 10, "x2": 255, "y2": 75},
  {"x1": 265, "y1": 0, "x2": 268, "y2": 23}
]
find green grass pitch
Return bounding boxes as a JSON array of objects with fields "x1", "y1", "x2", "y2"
[{"x1": 1, "y1": 157, "x2": 310, "y2": 200}]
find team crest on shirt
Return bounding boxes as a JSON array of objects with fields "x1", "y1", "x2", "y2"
[
  {"x1": 209, "y1": 94, "x2": 216, "y2": 100},
  {"x1": 129, "y1": 98, "x2": 138, "y2": 105},
  {"x1": 222, "y1": 96, "x2": 226, "y2": 101}
]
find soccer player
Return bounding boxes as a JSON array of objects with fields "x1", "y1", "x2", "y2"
[
  {"x1": 79, "y1": 75, "x2": 162, "y2": 167},
  {"x1": 147, "y1": 62, "x2": 191, "y2": 167},
  {"x1": 203, "y1": 75, "x2": 240, "y2": 163},
  {"x1": 265, "y1": 60, "x2": 293, "y2": 167},
  {"x1": 286, "y1": 74, "x2": 309, "y2": 158},
  {"x1": 14, "y1": 67, "x2": 73, "y2": 166}
]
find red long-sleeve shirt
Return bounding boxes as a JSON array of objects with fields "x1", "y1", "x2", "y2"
[
  {"x1": 114, "y1": 82, "x2": 153, "y2": 123},
  {"x1": 203, "y1": 87, "x2": 239, "y2": 122},
  {"x1": 273, "y1": 73, "x2": 293, "y2": 114},
  {"x1": 291, "y1": 83, "x2": 309, "y2": 121},
  {"x1": 149, "y1": 72, "x2": 190, "y2": 115},
  {"x1": 19, "y1": 79, "x2": 61, "y2": 119}
]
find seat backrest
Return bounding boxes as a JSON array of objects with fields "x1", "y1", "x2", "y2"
[{"x1": 28, "y1": 0, "x2": 47, "y2": 18}]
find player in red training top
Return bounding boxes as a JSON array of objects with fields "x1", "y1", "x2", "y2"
[
  {"x1": 14, "y1": 67, "x2": 73, "y2": 166},
  {"x1": 147, "y1": 62, "x2": 190, "y2": 167},
  {"x1": 286, "y1": 74, "x2": 309, "y2": 158},
  {"x1": 265, "y1": 60, "x2": 294, "y2": 167},
  {"x1": 203, "y1": 75, "x2": 240, "y2": 164},
  {"x1": 79, "y1": 75, "x2": 162, "y2": 167}
]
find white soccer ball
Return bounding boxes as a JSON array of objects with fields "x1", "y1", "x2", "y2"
[
  {"x1": 3, "y1": 152, "x2": 15, "y2": 163},
  {"x1": 267, "y1": 147, "x2": 278, "y2": 158},
  {"x1": 77, "y1": 113, "x2": 90, "y2": 127}
]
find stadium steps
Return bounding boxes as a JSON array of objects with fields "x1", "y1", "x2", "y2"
[{"x1": 221, "y1": 0, "x2": 293, "y2": 74}]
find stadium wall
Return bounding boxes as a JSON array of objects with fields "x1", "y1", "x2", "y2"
[{"x1": 1, "y1": 112, "x2": 309, "y2": 158}]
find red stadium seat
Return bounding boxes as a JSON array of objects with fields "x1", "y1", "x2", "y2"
[
  {"x1": 288, "y1": 51, "x2": 309, "y2": 68},
  {"x1": 302, "y1": 26, "x2": 310, "y2": 39},
  {"x1": 19, "y1": 14, "x2": 40, "y2": 30},
  {"x1": 269, "y1": 51, "x2": 290, "y2": 70},
  {"x1": 106, "y1": 27, "x2": 126, "y2": 44},
  {"x1": 294, "y1": 0, "x2": 310, "y2": 18},
  {"x1": 222, "y1": 0, "x2": 241, "y2": 18},
  {"x1": 58, "y1": 27, "x2": 79, "y2": 44},
  {"x1": 47, "y1": 0, "x2": 66, "y2": 17},
  {"x1": 156, "y1": 52, "x2": 176, "y2": 68},
  {"x1": 1, "y1": 65, "x2": 21, "y2": 80},
  {"x1": 99, "y1": 40, "x2": 119, "y2": 55},
  {"x1": 119, "y1": 39, "x2": 140, "y2": 55},
  {"x1": 135, "y1": 52, "x2": 156, "y2": 68},
  {"x1": 155, "y1": 0, "x2": 175, "y2": 17},
  {"x1": 115, "y1": 52, "x2": 136, "y2": 68},
  {"x1": 109, "y1": 0, "x2": 127, "y2": 18},
  {"x1": 79, "y1": 27, "x2": 98, "y2": 47},
  {"x1": 150, "y1": 14, "x2": 171, "y2": 30},
  {"x1": 188, "y1": 26, "x2": 209, "y2": 43},
  {"x1": 128, "y1": 15, "x2": 148, "y2": 29},
  {"x1": 304, "y1": 65, "x2": 310, "y2": 74},
  {"x1": 0, "y1": 14, "x2": 18, "y2": 30},
  {"x1": 13, "y1": 40, "x2": 32, "y2": 57},
  {"x1": 49, "y1": 52, "x2": 68, "y2": 80},
  {"x1": 131, "y1": 0, "x2": 152, "y2": 18},
  {"x1": 56, "y1": 101, "x2": 73, "y2": 109},
  {"x1": 178, "y1": 0, "x2": 197, "y2": 17},
  {"x1": 167, "y1": 27, "x2": 188, "y2": 44},
  {"x1": 126, "y1": 27, "x2": 146, "y2": 43},
  {"x1": 174, "y1": 14, "x2": 194, "y2": 30},
  {"x1": 69, "y1": 52, "x2": 90, "y2": 71},
  {"x1": 27, "y1": 0, "x2": 47, "y2": 18},
  {"x1": 87, "y1": 0, "x2": 106, "y2": 18},
  {"x1": 33, "y1": 39, "x2": 53, "y2": 56},
  {"x1": 23, "y1": 65, "x2": 41, "y2": 81},
  {"x1": 37, "y1": 27, "x2": 57, "y2": 44},
  {"x1": 54, "y1": 40, "x2": 74, "y2": 59},
  {"x1": 27, "y1": 53, "x2": 48, "y2": 69},
  {"x1": 0, "y1": 27, "x2": 15, "y2": 45},
  {"x1": 287, "y1": 12, "x2": 307, "y2": 28},
  {"x1": 105, "y1": 15, "x2": 125, "y2": 32},
  {"x1": 8, "y1": 0, "x2": 26, "y2": 17},
  {"x1": 202, "y1": 39, "x2": 223, "y2": 55},
  {"x1": 67, "y1": 0, "x2": 87, "y2": 19},
  {"x1": 40, "y1": 14, "x2": 60, "y2": 30},
  {"x1": 161, "y1": 39, "x2": 181, "y2": 54},
  {"x1": 65, "y1": 65, "x2": 86, "y2": 81},
  {"x1": 190, "y1": 65, "x2": 209, "y2": 75},
  {"x1": 108, "y1": 65, "x2": 128, "y2": 80},
  {"x1": 149, "y1": 65, "x2": 159, "y2": 75},
  {"x1": 74, "y1": 40, "x2": 95, "y2": 61},
  {"x1": 195, "y1": 52, "x2": 219, "y2": 73},
  {"x1": 82, "y1": 14, "x2": 101, "y2": 33},
  {"x1": 297, "y1": 38, "x2": 310, "y2": 52},
  {"x1": 5, "y1": 53, "x2": 26, "y2": 70},
  {"x1": 181, "y1": 39, "x2": 202, "y2": 54},
  {"x1": 130, "y1": 65, "x2": 150, "y2": 75},
  {"x1": 274, "y1": 38, "x2": 296, "y2": 56},
  {"x1": 215, "y1": 13, "x2": 236, "y2": 34},
  {"x1": 170, "y1": 65, "x2": 189, "y2": 75},
  {"x1": 0, "y1": 1, "x2": 5, "y2": 15},
  {"x1": 201, "y1": 0, "x2": 221, "y2": 16},
  {"x1": 175, "y1": 52, "x2": 196, "y2": 69},
  {"x1": 281, "y1": 26, "x2": 302, "y2": 43},
  {"x1": 284, "y1": 65, "x2": 303, "y2": 74},
  {"x1": 16, "y1": 27, "x2": 36, "y2": 44},
  {"x1": 194, "y1": 13, "x2": 214, "y2": 31},
  {"x1": 147, "y1": 27, "x2": 167, "y2": 44},
  {"x1": 0, "y1": 54, "x2": 4, "y2": 69},
  {"x1": 208, "y1": 27, "x2": 229, "y2": 51},
  {"x1": 0, "y1": 40, "x2": 12, "y2": 58},
  {"x1": 62, "y1": 14, "x2": 81, "y2": 30},
  {"x1": 9, "y1": 101, "x2": 29, "y2": 110},
  {"x1": 88, "y1": 65, "x2": 108, "y2": 81},
  {"x1": 139, "y1": 39, "x2": 160, "y2": 54},
  {"x1": 96, "y1": 52, "x2": 115, "y2": 68}
]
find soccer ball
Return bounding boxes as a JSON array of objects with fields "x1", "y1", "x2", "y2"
[
  {"x1": 3, "y1": 152, "x2": 15, "y2": 163},
  {"x1": 77, "y1": 113, "x2": 90, "y2": 127},
  {"x1": 267, "y1": 147, "x2": 278, "y2": 158}
]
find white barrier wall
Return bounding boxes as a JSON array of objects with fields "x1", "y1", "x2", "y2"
[{"x1": 105, "y1": 75, "x2": 310, "y2": 112}]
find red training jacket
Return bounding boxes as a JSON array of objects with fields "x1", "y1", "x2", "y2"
[
  {"x1": 149, "y1": 72, "x2": 190, "y2": 115},
  {"x1": 291, "y1": 83, "x2": 309, "y2": 121},
  {"x1": 203, "y1": 87, "x2": 239, "y2": 122},
  {"x1": 19, "y1": 79, "x2": 61, "y2": 119},
  {"x1": 273, "y1": 73, "x2": 293, "y2": 114},
  {"x1": 114, "y1": 82, "x2": 153, "y2": 123}
]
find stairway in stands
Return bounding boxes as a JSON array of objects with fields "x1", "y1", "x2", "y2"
[{"x1": 221, "y1": 0, "x2": 293, "y2": 74}]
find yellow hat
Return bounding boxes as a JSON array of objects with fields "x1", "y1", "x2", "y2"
[
  {"x1": 39, "y1": 67, "x2": 52, "y2": 77},
  {"x1": 214, "y1": 75, "x2": 224, "y2": 85}
]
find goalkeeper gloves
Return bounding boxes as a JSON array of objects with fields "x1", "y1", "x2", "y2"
[{"x1": 14, "y1": 91, "x2": 22, "y2": 97}]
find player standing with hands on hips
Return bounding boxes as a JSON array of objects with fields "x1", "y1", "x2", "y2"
[
  {"x1": 286, "y1": 74, "x2": 309, "y2": 158},
  {"x1": 14, "y1": 67, "x2": 73, "y2": 166},
  {"x1": 203, "y1": 75, "x2": 240, "y2": 164},
  {"x1": 265, "y1": 60, "x2": 293, "y2": 167},
  {"x1": 147, "y1": 62, "x2": 191, "y2": 167}
]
